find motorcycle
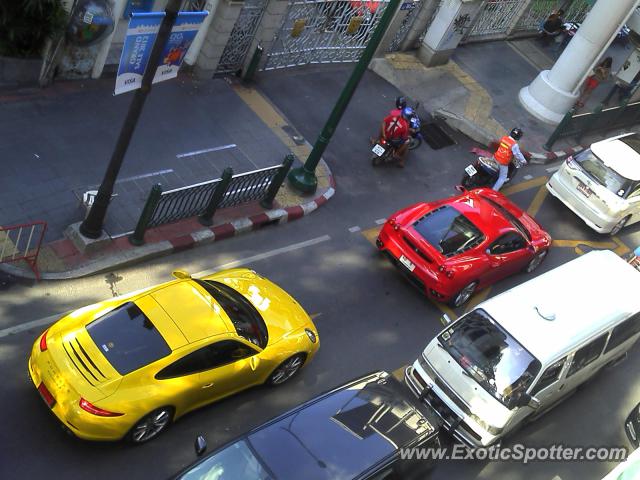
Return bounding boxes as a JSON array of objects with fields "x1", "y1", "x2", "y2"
[
  {"x1": 371, "y1": 138, "x2": 401, "y2": 166},
  {"x1": 407, "y1": 103, "x2": 424, "y2": 150},
  {"x1": 460, "y1": 147, "x2": 524, "y2": 189}
]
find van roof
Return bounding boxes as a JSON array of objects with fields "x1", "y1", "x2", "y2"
[{"x1": 479, "y1": 250, "x2": 640, "y2": 362}]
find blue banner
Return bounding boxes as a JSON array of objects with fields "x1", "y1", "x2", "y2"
[{"x1": 115, "y1": 11, "x2": 207, "y2": 95}]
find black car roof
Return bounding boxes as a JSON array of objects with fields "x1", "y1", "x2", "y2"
[{"x1": 174, "y1": 371, "x2": 440, "y2": 480}]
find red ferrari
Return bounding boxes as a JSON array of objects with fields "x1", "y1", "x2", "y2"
[{"x1": 376, "y1": 188, "x2": 552, "y2": 307}]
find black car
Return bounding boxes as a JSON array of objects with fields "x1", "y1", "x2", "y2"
[
  {"x1": 173, "y1": 371, "x2": 442, "y2": 480},
  {"x1": 626, "y1": 402, "x2": 640, "y2": 448}
]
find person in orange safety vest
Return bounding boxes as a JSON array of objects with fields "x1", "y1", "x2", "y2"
[{"x1": 493, "y1": 128, "x2": 527, "y2": 191}]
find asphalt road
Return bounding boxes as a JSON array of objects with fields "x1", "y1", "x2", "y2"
[{"x1": 3, "y1": 65, "x2": 640, "y2": 480}]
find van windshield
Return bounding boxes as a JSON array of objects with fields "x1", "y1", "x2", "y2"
[
  {"x1": 438, "y1": 309, "x2": 541, "y2": 409},
  {"x1": 574, "y1": 149, "x2": 632, "y2": 196}
]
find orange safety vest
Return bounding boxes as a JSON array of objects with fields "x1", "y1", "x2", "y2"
[{"x1": 494, "y1": 135, "x2": 516, "y2": 165}]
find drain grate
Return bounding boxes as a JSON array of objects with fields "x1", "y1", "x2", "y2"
[{"x1": 421, "y1": 123, "x2": 456, "y2": 150}]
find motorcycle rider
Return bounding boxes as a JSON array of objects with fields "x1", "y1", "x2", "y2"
[
  {"x1": 380, "y1": 106, "x2": 413, "y2": 167},
  {"x1": 493, "y1": 128, "x2": 527, "y2": 191},
  {"x1": 390, "y1": 96, "x2": 407, "y2": 116}
]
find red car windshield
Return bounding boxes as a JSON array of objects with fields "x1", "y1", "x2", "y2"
[{"x1": 413, "y1": 205, "x2": 484, "y2": 257}]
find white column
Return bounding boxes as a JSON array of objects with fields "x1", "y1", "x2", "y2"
[
  {"x1": 184, "y1": 0, "x2": 221, "y2": 66},
  {"x1": 519, "y1": 0, "x2": 640, "y2": 125},
  {"x1": 91, "y1": 0, "x2": 128, "y2": 79},
  {"x1": 417, "y1": 0, "x2": 483, "y2": 67}
]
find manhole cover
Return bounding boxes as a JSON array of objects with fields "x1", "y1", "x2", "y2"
[{"x1": 421, "y1": 123, "x2": 456, "y2": 150}]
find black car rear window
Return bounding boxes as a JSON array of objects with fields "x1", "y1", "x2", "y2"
[
  {"x1": 413, "y1": 205, "x2": 484, "y2": 257},
  {"x1": 86, "y1": 302, "x2": 171, "y2": 375}
]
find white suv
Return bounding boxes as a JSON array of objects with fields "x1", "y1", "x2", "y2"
[{"x1": 547, "y1": 133, "x2": 640, "y2": 235}]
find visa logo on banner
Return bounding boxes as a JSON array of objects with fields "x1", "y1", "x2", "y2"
[{"x1": 115, "y1": 11, "x2": 208, "y2": 95}]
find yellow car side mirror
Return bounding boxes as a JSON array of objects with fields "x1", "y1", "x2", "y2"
[{"x1": 172, "y1": 269, "x2": 191, "y2": 280}]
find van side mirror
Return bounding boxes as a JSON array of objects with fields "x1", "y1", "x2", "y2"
[
  {"x1": 510, "y1": 392, "x2": 539, "y2": 409},
  {"x1": 195, "y1": 435, "x2": 207, "y2": 456},
  {"x1": 441, "y1": 314, "x2": 452, "y2": 326}
]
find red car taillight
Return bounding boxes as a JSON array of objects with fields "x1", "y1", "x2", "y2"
[
  {"x1": 388, "y1": 218, "x2": 400, "y2": 231},
  {"x1": 39, "y1": 329, "x2": 49, "y2": 352},
  {"x1": 438, "y1": 265, "x2": 455, "y2": 278},
  {"x1": 79, "y1": 398, "x2": 124, "y2": 417},
  {"x1": 38, "y1": 382, "x2": 56, "y2": 408}
]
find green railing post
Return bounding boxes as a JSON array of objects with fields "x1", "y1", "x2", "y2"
[
  {"x1": 288, "y1": 0, "x2": 402, "y2": 194},
  {"x1": 199, "y1": 167, "x2": 234, "y2": 226},
  {"x1": 242, "y1": 44, "x2": 263, "y2": 84},
  {"x1": 543, "y1": 106, "x2": 577, "y2": 151},
  {"x1": 576, "y1": 103, "x2": 604, "y2": 143},
  {"x1": 261, "y1": 154, "x2": 295, "y2": 209},
  {"x1": 129, "y1": 184, "x2": 163, "y2": 246}
]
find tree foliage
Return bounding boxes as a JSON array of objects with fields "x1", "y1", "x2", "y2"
[{"x1": 0, "y1": 0, "x2": 68, "y2": 58}]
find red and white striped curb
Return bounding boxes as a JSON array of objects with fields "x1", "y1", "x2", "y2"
[
  {"x1": 170, "y1": 186, "x2": 337, "y2": 253},
  {"x1": 527, "y1": 145, "x2": 586, "y2": 165},
  {"x1": 1, "y1": 185, "x2": 337, "y2": 280}
]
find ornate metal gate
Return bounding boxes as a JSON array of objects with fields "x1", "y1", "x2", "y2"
[
  {"x1": 463, "y1": 0, "x2": 521, "y2": 41},
  {"x1": 215, "y1": 0, "x2": 267, "y2": 75},
  {"x1": 513, "y1": 0, "x2": 591, "y2": 33},
  {"x1": 463, "y1": 0, "x2": 594, "y2": 42},
  {"x1": 264, "y1": 0, "x2": 391, "y2": 70},
  {"x1": 388, "y1": 0, "x2": 442, "y2": 52}
]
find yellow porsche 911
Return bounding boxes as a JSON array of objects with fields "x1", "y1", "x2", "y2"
[{"x1": 28, "y1": 268, "x2": 319, "y2": 444}]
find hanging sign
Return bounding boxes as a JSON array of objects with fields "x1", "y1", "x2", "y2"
[{"x1": 115, "y1": 11, "x2": 208, "y2": 95}]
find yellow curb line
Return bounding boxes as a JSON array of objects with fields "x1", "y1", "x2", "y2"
[
  {"x1": 526, "y1": 184, "x2": 549, "y2": 217},
  {"x1": 501, "y1": 175, "x2": 548, "y2": 196}
]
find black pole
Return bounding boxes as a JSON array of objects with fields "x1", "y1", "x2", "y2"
[{"x1": 80, "y1": 0, "x2": 182, "y2": 239}]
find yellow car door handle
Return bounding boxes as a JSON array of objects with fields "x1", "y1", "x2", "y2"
[{"x1": 201, "y1": 383, "x2": 214, "y2": 389}]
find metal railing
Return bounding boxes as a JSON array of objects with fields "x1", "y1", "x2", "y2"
[
  {"x1": 544, "y1": 102, "x2": 640, "y2": 150},
  {"x1": 130, "y1": 155, "x2": 294, "y2": 245},
  {"x1": 0, "y1": 221, "x2": 47, "y2": 279}
]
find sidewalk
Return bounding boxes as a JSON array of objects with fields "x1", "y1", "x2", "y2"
[
  {"x1": 0, "y1": 76, "x2": 335, "y2": 280},
  {"x1": 370, "y1": 37, "x2": 635, "y2": 162}
]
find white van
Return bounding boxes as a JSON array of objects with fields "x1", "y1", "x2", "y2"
[{"x1": 405, "y1": 249, "x2": 640, "y2": 447}]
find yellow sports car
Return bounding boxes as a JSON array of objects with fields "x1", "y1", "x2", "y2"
[{"x1": 28, "y1": 268, "x2": 319, "y2": 444}]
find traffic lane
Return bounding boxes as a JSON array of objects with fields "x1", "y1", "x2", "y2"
[
  {"x1": 0, "y1": 231, "x2": 450, "y2": 480},
  {"x1": 431, "y1": 344, "x2": 640, "y2": 480}
]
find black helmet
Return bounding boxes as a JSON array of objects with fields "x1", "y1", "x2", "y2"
[
  {"x1": 396, "y1": 96, "x2": 407, "y2": 110},
  {"x1": 510, "y1": 128, "x2": 523, "y2": 140}
]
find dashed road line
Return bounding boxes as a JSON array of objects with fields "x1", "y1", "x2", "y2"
[
  {"x1": 375, "y1": 218, "x2": 387, "y2": 225},
  {"x1": 0, "y1": 235, "x2": 332, "y2": 339},
  {"x1": 348, "y1": 226, "x2": 361, "y2": 233},
  {"x1": 176, "y1": 144, "x2": 237, "y2": 158},
  {"x1": 195, "y1": 235, "x2": 332, "y2": 276}
]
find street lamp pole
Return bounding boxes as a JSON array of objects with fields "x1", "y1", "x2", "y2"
[
  {"x1": 287, "y1": 0, "x2": 402, "y2": 194},
  {"x1": 79, "y1": 0, "x2": 183, "y2": 239}
]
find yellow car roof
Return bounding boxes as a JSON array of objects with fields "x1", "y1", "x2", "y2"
[{"x1": 150, "y1": 280, "x2": 232, "y2": 344}]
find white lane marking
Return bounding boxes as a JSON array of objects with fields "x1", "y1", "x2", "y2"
[
  {"x1": 195, "y1": 234, "x2": 331, "y2": 276},
  {"x1": 546, "y1": 165, "x2": 562, "y2": 173},
  {"x1": 523, "y1": 174, "x2": 533, "y2": 180},
  {"x1": 348, "y1": 226, "x2": 361, "y2": 233},
  {"x1": 375, "y1": 218, "x2": 386, "y2": 225},
  {"x1": 117, "y1": 169, "x2": 174, "y2": 184},
  {"x1": 0, "y1": 313, "x2": 63, "y2": 338},
  {"x1": 176, "y1": 144, "x2": 237, "y2": 158},
  {"x1": 0, "y1": 235, "x2": 331, "y2": 339}
]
